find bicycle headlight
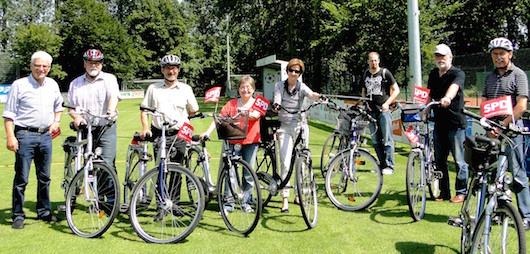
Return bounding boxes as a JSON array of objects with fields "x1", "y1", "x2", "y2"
[
  {"x1": 95, "y1": 147, "x2": 103, "y2": 157},
  {"x1": 234, "y1": 144, "x2": 242, "y2": 153}
]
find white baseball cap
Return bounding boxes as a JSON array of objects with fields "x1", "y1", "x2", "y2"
[{"x1": 434, "y1": 44, "x2": 452, "y2": 57}]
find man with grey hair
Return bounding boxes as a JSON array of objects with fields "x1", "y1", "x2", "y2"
[
  {"x1": 3, "y1": 51, "x2": 64, "y2": 229},
  {"x1": 427, "y1": 44, "x2": 468, "y2": 203}
]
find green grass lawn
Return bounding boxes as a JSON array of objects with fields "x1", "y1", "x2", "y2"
[{"x1": 0, "y1": 98, "x2": 527, "y2": 253}]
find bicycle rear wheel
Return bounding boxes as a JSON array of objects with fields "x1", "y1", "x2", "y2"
[
  {"x1": 218, "y1": 158, "x2": 262, "y2": 236},
  {"x1": 325, "y1": 149, "x2": 382, "y2": 211},
  {"x1": 296, "y1": 149, "x2": 318, "y2": 229},
  {"x1": 124, "y1": 147, "x2": 143, "y2": 206},
  {"x1": 255, "y1": 146, "x2": 274, "y2": 207},
  {"x1": 186, "y1": 146, "x2": 211, "y2": 205},
  {"x1": 406, "y1": 150, "x2": 426, "y2": 221},
  {"x1": 471, "y1": 201, "x2": 526, "y2": 254},
  {"x1": 129, "y1": 164, "x2": 205, "y2": 244},
  {"x1": 320, "y1": 132, "x2": 348, "y2": 178},
  {"x1": 65, "y1": 162, "x2": 120, "y2": 238}
]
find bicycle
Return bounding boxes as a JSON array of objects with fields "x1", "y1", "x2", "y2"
[
  {"x1": 186, "y1": 111, "x2": 262, "y2": 236},
  {"x1": 398, "y1": 101, "x2": 442, "y2": 221},
  {"x1": 323, "y1": 100, "x2": 382, "y2": 211},
  {"x1": 255, "y1": 100, "x2": 322, "y2": 229},
  {"x1": 320, "y1": 98, "x2": 369, "y2": 178},
  {"x1": 128, "y1": 105, "x2": 205, "y2": 244},
  {"x1": 448, "y1": 108, "x2": 527, "y2": 253},
  {"x1": 122, "y1": 113, "x2": 208, "y2": 213},
  {"x1": 62, "y1": 103, "x2": 120, "y2": 238}
]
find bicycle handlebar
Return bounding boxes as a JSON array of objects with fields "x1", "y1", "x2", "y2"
[
  {"x1": 461, "y1": 108, "x2": 530, "y2": 136},
  {"x1": 326, "y1": 99, "x2": 376, "y2": 123},
  {"x1": 272, "y1": 98, "x2": 328, "y2": 115}
]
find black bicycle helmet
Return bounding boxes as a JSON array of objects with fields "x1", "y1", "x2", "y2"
[
  {"x1": 83, "y1": 49, "x2": 104, "y2": 61},
  {"x1": 160, "y1": 54, "x2": 181, "y2": 67}
]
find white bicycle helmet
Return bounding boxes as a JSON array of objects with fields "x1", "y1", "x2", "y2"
[
  {"x1": 488, "y1": 37, "x2": 513, "y2": 52},
  {"x1": 160, "y1": 54, "x2": 181, "y2": 66}
]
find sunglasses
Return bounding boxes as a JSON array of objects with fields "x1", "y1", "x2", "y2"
[{"x1": 288, "y1": 68, "x2": 301, "y2": 74}]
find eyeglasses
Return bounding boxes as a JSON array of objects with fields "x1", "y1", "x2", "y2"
[
  {"x1": 288, "y1": 68, "x2": 301, "y2": 74},
  {"x1": 33, "y1": 64, "x2": 50, "y2": 70}
]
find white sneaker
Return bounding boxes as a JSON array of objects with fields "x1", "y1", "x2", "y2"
[{"x1": 382, "y1": 167, "x2": 394, "y2": 175}]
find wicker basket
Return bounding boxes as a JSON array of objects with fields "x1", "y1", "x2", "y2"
[{"x1": 214, "y1": 112, "x2": 249, "y2": 140}]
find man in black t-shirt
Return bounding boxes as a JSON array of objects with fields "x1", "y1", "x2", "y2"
[
  {"x1": 427, "y1": 44, "x2": 468, "y2": 203},
  {"x1": 362, "y1": 52, "x2": 400, "y2": 175}
]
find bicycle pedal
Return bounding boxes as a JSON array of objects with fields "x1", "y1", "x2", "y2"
[
  {"x1": 119, "y1": 203, "x2": 129, "y2": 213},
  {"x1": 447, "y1": 216, "x2": 463, "y2": 228},
  {"x1": 57, "y1": 204, "x2": 66, "y2": 212}
]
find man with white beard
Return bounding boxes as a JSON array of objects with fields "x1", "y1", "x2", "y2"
[
  {"x1": 67, "y1": 49, "x2": 121, "y2": 171},
  {"x1": 426, "y1": 44, "x2": 468, "y2": 204}
]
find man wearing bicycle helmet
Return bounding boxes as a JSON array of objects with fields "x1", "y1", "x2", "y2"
[
  {"x1": 427, "y1": 44, "x2": 468, "y2": 204},
  {"x1": 140, "y1": 54, "x2": 199, "y2": 162},
  {"x1": 482, "y1": 37, "x2": 530, "y2": 230},
  {"x1": 68, "y1": 48, "x2": 121, "y2": 170},
  {"x1": 140, "y1": 54, "x2": 199, "y2": 220}
]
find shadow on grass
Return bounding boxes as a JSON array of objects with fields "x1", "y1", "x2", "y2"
[
  {"x1": 367, "y1": 190, "x2": 453, "y2": 225},
  {"x1": 395, "y1": 242, "x2": 458, "y2": 254}
]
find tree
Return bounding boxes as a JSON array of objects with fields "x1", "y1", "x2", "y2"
[
  {"x1": 10, "y1": 23, "x2": 65, "y2": 80},
  {"x1": 56, "y1": 0, "x2": 146, "y2": 90}
]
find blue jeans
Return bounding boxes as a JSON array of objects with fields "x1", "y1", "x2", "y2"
[
  {"x1": 12, "y1": 130, "x2": 53, "y2": 222},
  {"x1": 93, "y1": 123, "x2": 117, "y2": 170},
  {"x1": 369, "y1": 110, "x2": 395, "y2": 169},
  {"x1": 505, "y1": 121, "x2": 530, "y2": 220},
  {"x1": 433, "y1": 127, "x2": 468, "y2": 197}
]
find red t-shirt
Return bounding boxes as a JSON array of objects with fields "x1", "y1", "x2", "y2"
[{"x1": 220, "y1": 99, "x2": 261, "y2": 144}]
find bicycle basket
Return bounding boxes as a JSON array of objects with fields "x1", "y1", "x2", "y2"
[
  {"x1": 214, "y1": 112, "x2": 249, "y2": 140},
  {"x1": 260, "y1": 115, "x2": 280, "y2": 142},
  {"x1": 401, "y1": 106, "x2": 423, "y2": 122},
  {"x1": 464, "y1": 135, "x2": 501, "y2": 172},
  {"x1": 337, "y1": 111, "x2": 357, "y2": 134}
]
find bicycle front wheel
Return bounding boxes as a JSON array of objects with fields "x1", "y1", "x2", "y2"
[
  {"x1": 129, "y1": 164, "x2": 205, "y2": 244},
  {"x1": 296, "y1": 149, "x2": 318, "y2": 229},
  {"x1": 320, "y1": 132, "x2": 348, "y2": 178},
  {"x1": 218, "y1": 158, "x2": 262, "y2": 236},
  {"x1": 65, "y1": 162, "x2": 120, "y2": 238},
  {"x1": 406, "y1": 150, "x2": 426, "y2": 221},
  {"x1": 471, "y1": 201, "x2": 526, "y2": 254},
  {"x1": 427, "y1": 149, "x2": 441, "y2": 199},
  {"x1": 325, "y1": 149, "x2": 382, "y2": 211}
]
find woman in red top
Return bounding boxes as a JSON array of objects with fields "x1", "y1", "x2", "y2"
[{"x1": 201, "y1": 76, "x2": 261, "y2": 212}]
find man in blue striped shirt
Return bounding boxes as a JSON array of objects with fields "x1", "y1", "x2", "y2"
[{"x1": 3, "y1": 51, "x2": 64, "y2": 229}]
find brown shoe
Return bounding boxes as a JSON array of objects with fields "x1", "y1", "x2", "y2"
[
  {"x1": 434, "y1": 197, "x2": 448, "y2": 202},
  {"x1": 450, "y1": 195, "x2": 465, "y2": 203}
]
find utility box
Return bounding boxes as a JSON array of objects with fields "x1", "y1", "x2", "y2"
[{"x1": 256, "y1": 55, "x2": 302, "y2": 101}]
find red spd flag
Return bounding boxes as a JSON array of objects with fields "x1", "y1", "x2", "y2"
[
  {"x1": 177, "y1": 122, "x2": 194, "y2": 143},
  {"x1": 51, "y1": 127, "x2": 61, "y2": 140},
  {"x1": 413, "y1": 86, "x2": 430, "y2": 105},
  {"x1": 481, "y1": 96, "x2": 513, "y2": 119},
  {"x1": 204, "y1": 87, "x2": 222, "y2": 103},
  {"x1": 404, "y1": 125, "x2": 418, "y2": 145},
  {"x1": 251, "y1": 94, "x2": 270, "y2": 116}
]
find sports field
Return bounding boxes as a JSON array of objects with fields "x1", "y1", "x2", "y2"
[{"x1": 0, "y1": 98, "x2": 527, "y2": 253}]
